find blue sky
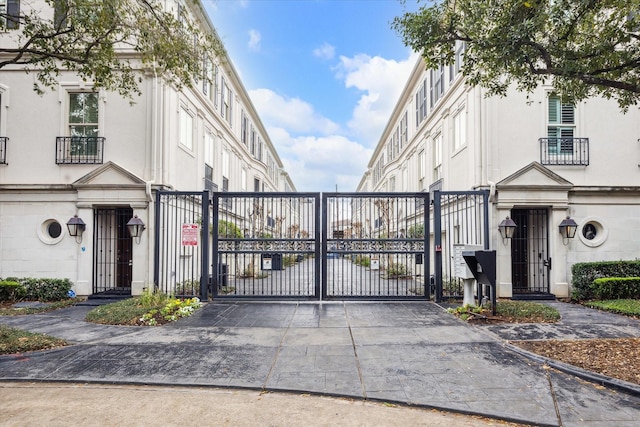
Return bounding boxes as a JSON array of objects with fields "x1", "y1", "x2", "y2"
[{"x1": 203, "y1": 0, "x2": 420, "y2": 192}]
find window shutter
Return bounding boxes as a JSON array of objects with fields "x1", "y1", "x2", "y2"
[
  {"x1": 561, "y1": 103, "x2": 574, "y2": 124},
  {"x1": 548, "y1": 96, "x2": 559, "y2": 123}
]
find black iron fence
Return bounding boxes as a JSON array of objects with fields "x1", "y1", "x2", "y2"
[
  {"x1": 433, "y1": 190, "x2": 489, "y2": 301},
  {"x1": 154, "y1": 191, "x2": 209, "y2": 298},
  {"x1": 322, "y1": 193, "x2": 430, "y2": 299},
  {"x1": 211, "y1": 192, "x2": 320, "y2": 299}
]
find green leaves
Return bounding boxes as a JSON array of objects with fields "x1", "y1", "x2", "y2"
[
  {"x1": 1, "y1": 0, "x2": 225, "y2": 99},
  {"x1": 392, "y1": 0, "x2": 640, "y2": 110}
]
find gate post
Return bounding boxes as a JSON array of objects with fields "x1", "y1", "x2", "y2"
[
  {"x1": 200, "y1": 190, "x2": 210, "y2": 301},
  {"x1": 433, "y1": 190, "x2": 443, "y2": 302}
]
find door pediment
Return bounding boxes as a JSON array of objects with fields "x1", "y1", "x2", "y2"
[
  {"x1": 72, "y1": 161, "x2": 146, "y2": 189},
  {"x1": 496, "y1": 162, "x2": 573, "y2": 206}
]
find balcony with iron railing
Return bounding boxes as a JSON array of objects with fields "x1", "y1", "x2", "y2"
[
  {"x1": 539, "y1": 137, "x2": 589, "y2": 166},
  {"x1": 0, "y1": 137, "x2": 7, "y2": 164},
  {"x1": 56, "y1": 136, "x2": 105, "y2": 164}
]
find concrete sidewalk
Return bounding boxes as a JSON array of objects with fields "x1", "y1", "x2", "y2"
[{"x1": 1, "y1": 301, "x2": 640, "y2": 426}]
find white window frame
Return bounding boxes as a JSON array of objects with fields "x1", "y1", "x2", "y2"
[
  {"x1": 547, "y1": 94, "x2": 575, "y2": 155},
  {"x1": 452, "y1": 107, "x2": 466, "y2": 151},
  {"x1": 433, "y1": 132, "x2": 442, "y2": 181},
  {"x1": 204, "y1": 129, "x2": 214, "y2": 167},
  {"x1": 179, "y1": 105, "x2": 194, "y2": 151}
]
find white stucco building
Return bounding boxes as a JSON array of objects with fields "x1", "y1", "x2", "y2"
[
  {"x1": 358, "y1": 51, "x2": 640, "y2": 298},
  {"x1": 0, "y1": 0, "x2": 295, "y2": 296}
]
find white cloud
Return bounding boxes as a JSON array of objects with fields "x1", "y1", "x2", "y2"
[
  {"x1": 335, "y1": 51, "x2": 419, "y2": 147},
  {"x1": 248, "y1": 29, "x2": 261, "y2": 51},
  {"x1": 266, "y1": 127, "x2": 372, "y2": 192},
  {"x1": 249, "y1": 88, "x2": 340, "y2": 136},
  {"x1": 313, "y1": 42, "x2": 335, "y2": 60}
]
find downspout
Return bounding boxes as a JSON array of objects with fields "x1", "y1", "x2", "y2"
[{"x1": 146, "y1": 64, "x2": 158, "y2": 202}]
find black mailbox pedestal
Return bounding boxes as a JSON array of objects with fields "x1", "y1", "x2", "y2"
[{"x1": 462, "y1": 250, "x2": 497, "y2": 315}]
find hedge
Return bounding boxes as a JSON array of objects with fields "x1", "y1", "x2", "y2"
[
  {"x1": 0, "y1": 277, "x2": 73, "y2": 302},
  {"x1": 571, "y1": 260, "x2": 640, "y2": 300},
  {"x1": 591, "y1": 277, "x2": 640, "y2": 300},
  {"x1": 0, "y1": 280, "x2": 26, "y2": 302}
]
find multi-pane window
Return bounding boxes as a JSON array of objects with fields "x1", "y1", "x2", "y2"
[
  {"x1": 453, "y1": 107, "x2": 466, "y2": 151},
  {"x1": 257, "y1": 137, "x2": 263, "y2": 162},
  {"x1": 204, "y1": 131, "x2": 214, "y2": 167},
  {"x1": 69, "y1": 92, "x2": 99, "y2": 157},
  {"x1": 221, "y1": 78, "x2": 233, "y2": 127},
  {"x1": 415, "y1": 79, "x2": 427, "y2": 127},
  {"x1": 418, "y1": 149, "x2": 425, "y2": 190},
  {"x1": 241, "y1": 111, "x2": 248, "y2": 146},
  {"x1": 250, "y1": 125, "x2": 256, "y2": 156},
  {"x1": 454, "y1": 41, "x2": 466, "y2": 75},
  {"x1": 430, "y1": 64, "x2": 444, "y2": 108},
  {"x1": 400, "y1": 112, "x2": 407, "y2": 150},
  {"x1": 433, "y1": 132, "x2": 442, "y2": 181},
  {"x1": 1, "y1": 0, "x2": 20, "y2": 29},
  {"x1": 213, "y1": 65, "x2": 219, "y2": 107},
  {"x1": 547, "y1": 95, "x2": 575, "y2": 154},
  {"x1": 254, "y1": 178, "x2": 260, "y2": 192},
  {"x1": 179, "y1": 106, "x2": 193, "y2": 150}
]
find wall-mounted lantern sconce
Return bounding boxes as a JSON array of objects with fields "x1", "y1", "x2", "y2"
[
  {"x1": 126, "y1": 215, "x2": 145, "y2": 244},
  {"x1": 66, "y1": 215, "x2": 86, "y2": 243},
  {"x1": 498, "y1": 216, "x2": 517, "y2": 244},
  {"x1": 559, "y1": 216, "x2": 578, "y2": 244}
]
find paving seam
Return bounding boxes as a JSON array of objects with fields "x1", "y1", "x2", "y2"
[
  {"x1": 342, "y1": 302, "x2": 367, "y2": 400},
  {"x1": 261, "y1": 302, "x2": 297, "y2": 391},
  {"x1": 544, "y1": 366, "x2": 564, "y2": 426}
]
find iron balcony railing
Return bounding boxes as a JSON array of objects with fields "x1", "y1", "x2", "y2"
[
  {"x1": 539, "y1": 137, "x2": 589, "y2": 166},
  {"x1": 56, "y1": 136, "x2": 105, "y2": 164},
  {"x1": 0, "y1": 137, "x2": 7, "y2": 164}
]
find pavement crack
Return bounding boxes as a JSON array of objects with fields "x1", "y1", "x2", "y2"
[
  {"x1": 545, "y1": 366, "x2": 563, "y2": 426},
  {"x1": 344, "y1": 303, "x2": 367, "y2": 399},
  {"x1": 262, "y1": 302, "x2": 296, "y2": 391}
]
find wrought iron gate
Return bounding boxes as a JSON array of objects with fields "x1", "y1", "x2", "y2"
[
  {"x1": 432, "y1": 190, "x2": 490, "y2": 301},
  {"x1": 321, "y1": 193, "x2": 429, "y2": 300},
  {"x1": 154, "y1": 190, "x2": 487, "y2": 301},
  {"x1": 511, "y1": 208, "x2": 550, "y2": 295},
  {"x1": 93, "y1": 207, "x2": 134, "y2": 295}
]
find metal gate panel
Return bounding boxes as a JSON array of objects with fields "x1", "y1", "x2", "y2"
[
  {"x1": 322, "y1": 193, "x2": 429, "y2": 300},
  {"x1": 211, "y1": 192, "x2": 320, "y2": 299},
  {"x1": 511, "y1": 208, "x2": 550, "y2": 294},
  {"x1": 433, "y1": 190, "x2": 489, "y2": 301},
  {"x1": 154, "y1": 191, "x2": 209, "y2": 298},
  {"x1": 93, "y1": 207, "x2": 133, "y2": 295}
]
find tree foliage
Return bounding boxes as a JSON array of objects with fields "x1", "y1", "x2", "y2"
[
  {"x1": 0, "y1": 0, "x2": 224, "y2": 98},
  {"x1": 392, "y1": 0, "x2": 640, "y2": 110}
]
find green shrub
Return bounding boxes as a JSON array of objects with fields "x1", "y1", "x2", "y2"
[
  {"x1": 4, "y1": 277, "x2": 72, "y2": 302},
  {"x1": 407, "y1": 224, "x2": 425, "y2": 238},
  {"x1": 0, "y1": 280, "x2": 26, "y2": 302},
  {"x1": 353, "y1": 255, "x2": 370, "y2": 267},
  {"x1": 386, "y1": 262, "x2": 409, "y2": 278},
  {"x1": 218, "y1": 220, "x2": 243, "y2": 238},
  {"x1": 591, "y1": 277, "x2": 640, "y2": 300},
  {"x1": 571, "y1": 260, "x2": 640, "y2": 300}
]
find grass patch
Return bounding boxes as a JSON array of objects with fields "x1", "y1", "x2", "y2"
[
  {"x1": 585, "y1": 299, "x2": 640, "y2": 317},
  {"x1": 448, "y1": 300, "x2": 560, "y2": 323},
  {"x1": 85, "y1": 298, "x2": 154, "y2": 325},
  {"x1": 0, "y1": 325, "x2": 67, "y2": 355},
  {"x1": 85, "y1": 291, "x2": 202, "y2": 326},
  {"x1": 495, "y1": 300, "x2": 560, "y2": 322},
  {"x1": 0, "y1": 298, "x2": 79, "y2": 316}
]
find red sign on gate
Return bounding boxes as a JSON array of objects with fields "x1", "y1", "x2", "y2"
[{"x1": 181, "y1": 223, "x2": 199, "y2": 246}]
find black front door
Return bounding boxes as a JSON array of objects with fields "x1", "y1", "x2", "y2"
[
  {"x1": 93, "y1": 207, "x2": 133, "y2": 294},
  {"x1": 511, "y1": 208, "x2": 550, "y2": 294}
]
